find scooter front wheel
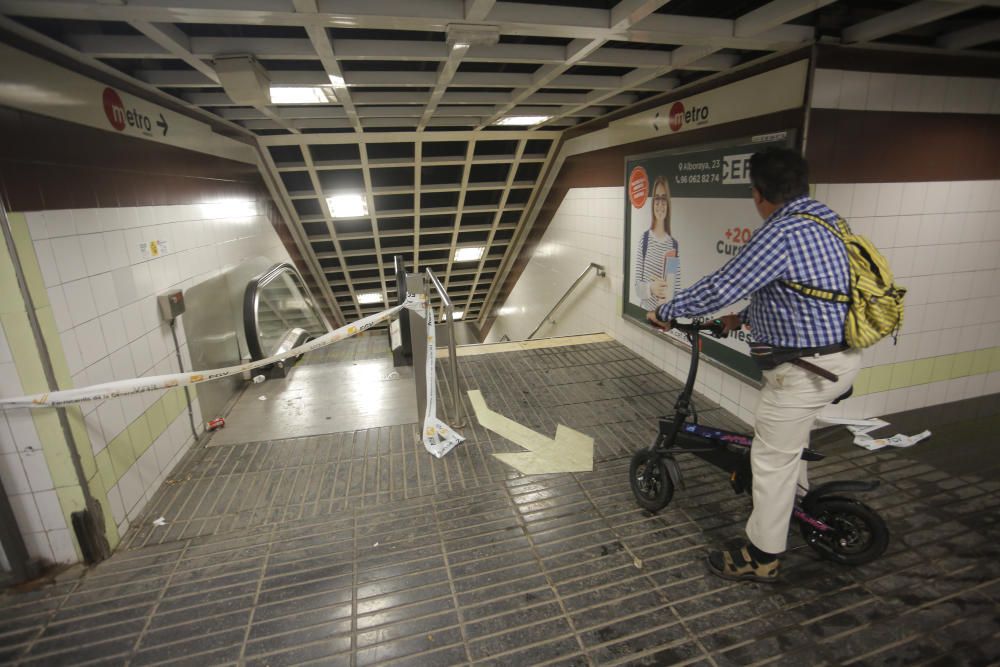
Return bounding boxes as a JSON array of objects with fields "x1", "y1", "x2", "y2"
[
  {"x1": 629, "y1": 450, "x2": 674, "y2": 512},
  {"x1": 800, "y1": 497, "x2": 889, "y2": 565}
]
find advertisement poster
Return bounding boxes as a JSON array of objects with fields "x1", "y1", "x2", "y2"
[{"x1": 623, "y1": 131, "x2": 796, "y2": 379}]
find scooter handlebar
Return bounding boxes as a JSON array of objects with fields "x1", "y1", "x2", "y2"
[{"x1": 668, "y1": 319, "x2": 727, "y2": 339}]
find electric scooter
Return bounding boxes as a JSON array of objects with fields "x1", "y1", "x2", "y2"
[{"x1": 629, "y1": 320, "x2": 889, "y2": 565}]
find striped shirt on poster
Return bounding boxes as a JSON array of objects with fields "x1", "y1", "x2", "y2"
[{"x1": 634, "y1": 230, "x2": 682, "y2": 311}]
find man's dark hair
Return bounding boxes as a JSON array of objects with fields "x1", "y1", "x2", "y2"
[{"x1": 749, "y1": 148, "x2": 809, "y2": 204}]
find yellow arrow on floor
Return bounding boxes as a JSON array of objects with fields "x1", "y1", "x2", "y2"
[{"x1": 467, "y1": 389, "x2": 593, "y2": 474}]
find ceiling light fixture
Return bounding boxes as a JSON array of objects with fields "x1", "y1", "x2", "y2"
[
  {"x1": 495, "y1": 115, "x2": 551, "y2": 126},
  {"x1": 326, "y1": 194, "x2": 368, "y2": 218},
  {"x1": 357, "y1": 292, "x2": 383, "y2": 304},
  {"x1": 269, "y1": 86, "x2": 332, "y2": 104},
  {"x1": 454, "y1": 246, "x2": 485, "y2": 262},
  {"x1": 445, "y1": 24, "x2": 500, "y2": 47},
  {"x1": 328, "y1": 74, "x2": 346, "y2": 87},
  {"x1": 214, "y1": 54, "x2": 271, "y2": 107},
  {"x1": 450, "y1": 310, "x2": 465, "y2": 320}
]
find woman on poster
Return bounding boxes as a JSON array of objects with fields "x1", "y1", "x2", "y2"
[{"x1": 634, "y1": 175, "x2": 681, "y2": 311}]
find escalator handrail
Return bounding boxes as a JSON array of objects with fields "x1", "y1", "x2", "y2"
[{"x1": 244, "y1": 262, "x2": 327, "y2": 361}]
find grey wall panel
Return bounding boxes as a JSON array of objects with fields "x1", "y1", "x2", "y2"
[{"x1": 183, "y1": 257, "x2": 274, "y2": 421}]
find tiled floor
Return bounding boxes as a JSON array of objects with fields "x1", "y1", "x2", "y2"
[{"x1": 2, "y1": 337, "x2": 999, "y2": 666}]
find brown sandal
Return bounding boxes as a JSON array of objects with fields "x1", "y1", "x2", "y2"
[{"x1": 707, "y1": 544, "x2": 780, "y2": 583}]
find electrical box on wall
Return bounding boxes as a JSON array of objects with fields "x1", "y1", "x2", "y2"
[{"x1": 158, "y1": 290, "x2": 185, "y2": 322}]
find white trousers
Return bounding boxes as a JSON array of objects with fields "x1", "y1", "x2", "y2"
[{"x1": 745, "y1": 348, "x2": 862, "y2": 554}]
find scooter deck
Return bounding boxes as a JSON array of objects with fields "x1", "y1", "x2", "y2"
[{"x1": 680, "y1": 422, "x2": 753, "y2": 447}]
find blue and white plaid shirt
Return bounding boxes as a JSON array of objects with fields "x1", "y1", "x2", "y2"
[{"x1": 655, "y1": 196, "x2": 849, "y2": 348}]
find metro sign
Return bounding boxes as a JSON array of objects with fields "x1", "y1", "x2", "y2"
[
  {"x1": 611, "y1": 60, "x2": 809, "y2": 143},
  {"x1": 102, "y1": 87, "x2": 168, "y2": 136}
]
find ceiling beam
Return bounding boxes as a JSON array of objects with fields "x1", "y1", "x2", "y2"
[
  {"x1": 357, "y1": 143, "x2": 390, "y2": 304},
  {"x1": 936, "y1": 18, "x2": 1000, "y2": 49},
  {"x1": 464, "y1": 0, "x2": 495, "y2": 21},
  {"x1": 539, "y1": 0, "x2": 820, "y2": 128},
  {"x1": 629, "y1": 13, "x2": 815, "y2": 49},
  {"x1": 610, "y1": 0, "x2": 673, "y2": 31},
  {"x1": 5, "y1": 1, "x2": 825, "y2": 55},
  {"x1": 302, "y1": 144, "x2": 364, "y2": 320},
  {"x1": 128, "y1": 19, "x2": 299, "y2": 133},
  {"x1": 293, "y1": 0, "x2": 363, "y2": 132},
  {"x1": 462, "y1": 139, "x2": 524, "y2": 315},
  {"x1": 444, "y1": 141, "x2": 477, "y2": 287},
  {"x1": 477, "y1": 0, "x2": 669, "y2": 128},
  {"x1": 734, "y1": 0, "x2": 835, "y2": 38},
  {"x1": 413, "y1": 139, "x2": 422, "y2": 271},
  {"x1": 127, "y1": 21, "x2": 220, "y2": 84},
  {"x1": 69, "y1": 34, "x2": 744, "y2": 70},
  {"x1": 417, "y1": 42, "x2": 469, "y2": 130},
  {"x1": 257, "y1": 147, "x2": 347, "y2": 327},
  {"x1": 841, "y1": 1, "x2": 976, "y2": 43}
]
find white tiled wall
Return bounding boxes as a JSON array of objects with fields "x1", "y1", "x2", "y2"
[
  {"x1": 0, "y1": 200, "x2": 291, "y2": 563},
  {"x1": 488, "y1": 180, "x2": 1000, "y2": 425},
  {"x1": 815, "y1": 179, "x2": 1000, "y2": 419},
  {"x1": 811, "y1": 69, "x2": 1000, "y2": 113}
]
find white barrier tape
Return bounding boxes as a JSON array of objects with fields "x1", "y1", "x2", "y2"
[
  {"x1": 0, "y1": 295, "x2": 424, "y2": 410},
  {"x1": 421, "y1": 300, "x2": 464, "y2": 459},
  {"x1": 818, "y1": 416, "x2": 932, "y2": 452}
]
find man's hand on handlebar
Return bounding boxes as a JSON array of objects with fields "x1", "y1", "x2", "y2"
[
  {"x1": 719, "y1": 314, "x2": 743, "y2": 335},
  {"x1": 646, "y1": 310, "x2": 671, "y2": 330},
  {"x1": 647, "y1": 313, "x2": 737, "y2": 339}
]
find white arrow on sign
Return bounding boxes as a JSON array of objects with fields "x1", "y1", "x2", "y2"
[{"x1": 468, "y1": 390, "x2": 593, "y2": 475}]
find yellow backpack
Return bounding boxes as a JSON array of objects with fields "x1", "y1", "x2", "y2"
[{"x1": 783, "y1": 213, "x2": 906, "y2": 348}]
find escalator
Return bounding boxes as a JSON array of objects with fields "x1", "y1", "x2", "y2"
[
  {"x1": 243, "y1": 262, "x2": 329, "y2": 375},
  {"x1": 183, "y1": 258, "x2": 331, "y2": 425}
]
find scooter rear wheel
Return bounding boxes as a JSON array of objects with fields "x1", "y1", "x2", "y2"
[
  {"x1": 629, "y1": 450, "x2": 674, "y2": 512},
  {"x1": 800, "y1": 497, "x2": 889, "y2": 565}
]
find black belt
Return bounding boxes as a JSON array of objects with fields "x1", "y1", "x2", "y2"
[
  {"x1": 794, "y1": 342, "x2": 849, "y2": 358},
  {"x1": 750, "y1": 342, "x2": 848, "y2": 381}
]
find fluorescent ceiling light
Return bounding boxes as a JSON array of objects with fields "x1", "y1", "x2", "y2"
[
  {"x1": 451, "y1": 310, "x2": 465, "y2": 320},
  {"x1": 326, "y1": 194, "x2": 368, "y2": 218},
  {"x1": 454, "y1": 246, "x2": 484, "y2": 262},
  {"x1": 269, "y1": 86, "x2": 332, "y2": 104},
  {"x1": 494, "y1": 115, "x2": 551, "y2": 126},
  {"x1": 357, "y1": 292, "x2": 383, "y2": 304},
  {"x1": 328, "y1": 74, "x2": 346, "y2": 87}
]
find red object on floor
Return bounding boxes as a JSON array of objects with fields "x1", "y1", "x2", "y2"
[{"x1": 207, "y1": 417, "x2": 225, "y2": 431}]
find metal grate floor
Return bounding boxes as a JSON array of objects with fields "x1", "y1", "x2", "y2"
[{"x1": 2, "y1": 338, "x2": 999, "y2": 666}]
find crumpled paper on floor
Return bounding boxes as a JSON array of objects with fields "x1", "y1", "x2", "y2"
[{"x1": 818, "y1": 416, "x2": 932, "y2": 451}]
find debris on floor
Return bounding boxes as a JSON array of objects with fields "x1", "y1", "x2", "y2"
[{"x1": 820, "y1": 416, "x2": 932, "y2": 451}]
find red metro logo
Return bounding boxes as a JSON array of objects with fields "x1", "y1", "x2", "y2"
[
  {"x1": 103, "y1": 87, "x2": 126, "y2": 131},
  {"x1": 659, "y1": 100, "x2": 709, "y2": 133},
  {"x1": 668, "y1": 101, "x2": 685, "y2": 132},
  {"x1": 102, "y1": 87, "x2": 160, "y2": 135}
]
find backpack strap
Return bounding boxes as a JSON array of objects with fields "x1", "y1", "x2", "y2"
[
  {"x1": 792, "y1": 212, "x2": 851, "y2": 238},
  {"x1": 783, "y1": 280, "x2": 851, "y2": 303},
  {"x1": 780, "y1": 211, "x2": 851, "y2": 303}
]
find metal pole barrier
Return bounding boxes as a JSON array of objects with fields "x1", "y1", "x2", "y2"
[
  {"x1": 406, "y1": 273, "x2": 428, "y2": 424},
  {"x1": 425, "y1": 268, "x2": 463, "y2": 427},
  {"x1": 394, "y1": 255, "x2": 412, "y2": 362}
]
